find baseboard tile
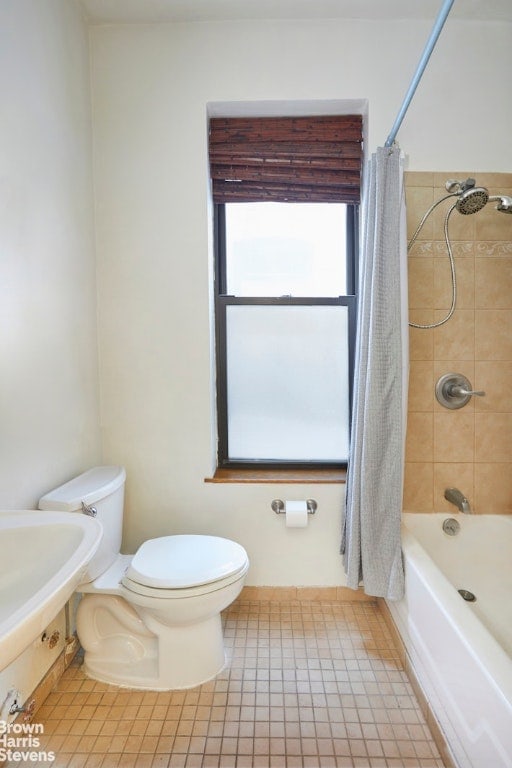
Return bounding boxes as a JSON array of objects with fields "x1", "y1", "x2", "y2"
[{"x1": 239, "y1": 585, "x2": 374, "y2": 602}]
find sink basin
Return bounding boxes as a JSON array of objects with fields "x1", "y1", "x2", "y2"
[{"x1": 0, "y1": 510, "x2": 102, "y2": 670}]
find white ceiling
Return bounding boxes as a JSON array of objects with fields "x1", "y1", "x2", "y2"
[{"x1": 80, "y1": 0, "x2": 512, "y2": 24}]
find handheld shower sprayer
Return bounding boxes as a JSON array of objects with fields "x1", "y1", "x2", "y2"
[{"x1": 493, "y1": 195, "x2": 512, "y2": 214}]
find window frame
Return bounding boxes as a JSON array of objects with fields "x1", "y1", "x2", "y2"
[{"x1": 213, "y1": 202, "x2": 359, "y2": 471}]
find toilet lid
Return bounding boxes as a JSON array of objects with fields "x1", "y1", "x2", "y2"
[{"x1": 125, "y1": 534, "x2": 248, "y2": 589}]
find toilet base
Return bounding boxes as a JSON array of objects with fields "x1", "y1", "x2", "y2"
[
  {"x1": 77, "y1": 593, "x2": 229, "y2": 690},
  {"x1": 81, "y1": 621, "x2": 226, "y2": 690}
]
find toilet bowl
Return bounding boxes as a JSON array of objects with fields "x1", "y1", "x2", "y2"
[{"x1": 39, "y1": 467, "x2": 249, "y2": 690}]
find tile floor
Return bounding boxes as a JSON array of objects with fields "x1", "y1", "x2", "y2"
[{"x1": 16, "y1": 600, "x2": 446, "y2": 767}]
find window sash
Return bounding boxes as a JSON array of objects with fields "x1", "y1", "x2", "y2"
[
  {"x1": 224, "y1": 201, "x2": 348, "y2": 297},
  {"x1": 215, "y1": 295, "x2": 356, "y2": 469},
  {"x1": 214, "y1": 202, "x2": 358, "y2": 470},
  {"x1": 215, "y1": 204, "x2": 358, "y2": 295}
]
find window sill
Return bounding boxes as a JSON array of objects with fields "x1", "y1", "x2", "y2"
[{"x1": 204, "y1": 468, "x2": 346, "y2": 484}]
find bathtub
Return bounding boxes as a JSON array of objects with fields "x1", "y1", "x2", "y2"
[
  {"x1": 386, "y1": 512, "x2": 512, "y2": 768},
  {"x1": 0, "y1": 510, "x2": 102, "y2": 671}
]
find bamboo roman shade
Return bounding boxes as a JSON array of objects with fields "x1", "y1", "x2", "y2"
[{"x1": 209, "y1": 114, "x2": 362, "y2": 204}]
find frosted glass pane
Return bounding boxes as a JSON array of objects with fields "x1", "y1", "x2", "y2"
[
  {"x1": 225, "y1": 202, "x2": 346, "y2": 297},
  {"x1": 226, "y1": 305, "x2": 349, "y2": 461}
]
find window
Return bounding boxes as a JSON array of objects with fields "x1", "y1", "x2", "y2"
[{"x1": 209, "y1": 115, "x2": 362, "y2": 470}]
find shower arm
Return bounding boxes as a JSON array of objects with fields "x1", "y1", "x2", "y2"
[{"x1": 384, "y1": 0, "x2": 455, "y2": 148}]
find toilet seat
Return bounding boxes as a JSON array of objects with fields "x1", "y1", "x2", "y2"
[
  {"x1": 121, "y1": 562, "x2": 248, "y2": 600},
  {"x1": 122, "y1": 534, "x2": 249, "y2": 594}
]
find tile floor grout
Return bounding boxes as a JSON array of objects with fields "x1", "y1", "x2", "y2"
[{"x1": 10, "y1": 600, "x2": 446, "y2": 767}]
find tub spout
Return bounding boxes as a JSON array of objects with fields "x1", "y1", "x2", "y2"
[{"x1": 444, "y1": 487, "x2": 471, "y2": 514}]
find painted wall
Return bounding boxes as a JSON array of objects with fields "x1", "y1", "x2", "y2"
[
  {"x1": 0, "y1": 0, "x2": 100, "y2": 713},
  {"x1": 0, "y1": 0, "x2": 101, "y2": 510},
  {"x1": 90, "y1": 17, "x2": 512, "y2": 585}
]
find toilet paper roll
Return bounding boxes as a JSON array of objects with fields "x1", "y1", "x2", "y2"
[{"x1": 285, "y1": 500, "x2": 308, "y2": 528}]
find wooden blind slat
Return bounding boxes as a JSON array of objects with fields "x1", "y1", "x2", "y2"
[
  {"x1": 209, "y1": 116, "x2": 363, "y2": 143},
  {"x1": 211, "y1": 165, "x2": 360, "y2": 187},
  {"x1": 209, "y1": 115, "x2": 362, "y2": 204},
  {"x1": 210, "y1": 157, "x2": 362, "y2": 174},
  {"x1": 209, "y1": 141, "x2": 362, "y2": 162},
  {"x1": 212, "y1": 180, "x2": 360, "y2": 204}
]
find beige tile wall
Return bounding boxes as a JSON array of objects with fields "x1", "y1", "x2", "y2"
[{"x1": 404, "y1": 172, "x2": 512, "y2": 514}]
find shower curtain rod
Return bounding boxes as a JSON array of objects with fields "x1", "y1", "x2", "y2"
[{"x1": 384, "y1": 0, "x2": 455, "y2": 147}]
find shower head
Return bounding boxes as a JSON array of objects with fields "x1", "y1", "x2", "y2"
[
  {"x1": 455, "y1": 186, "x2": 489, "y2": 215},
  {"x1": 444, "y1": 178, "x2": 489, "y2": 215},
  {"x1": 449, "y1": 181, "x2": 512, "y2": 216}
]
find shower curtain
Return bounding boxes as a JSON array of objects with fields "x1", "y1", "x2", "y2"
[{"x1": 341, "y1": 145, "x2": 408, "y2": 601}]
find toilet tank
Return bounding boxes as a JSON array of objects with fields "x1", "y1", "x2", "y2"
[{"x1": 38, "y1": 466, "x2": 126, "y2": 582}]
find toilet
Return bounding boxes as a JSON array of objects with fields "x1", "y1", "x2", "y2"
[{"x1": 38, "y1": 466, "x2": 249, "y2": 690}]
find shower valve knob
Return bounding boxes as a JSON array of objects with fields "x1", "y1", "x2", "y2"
[
  {"x1": 436, "y1": 373, "x2": 485, "y2": 409},
  {"x1": 449, "y1": 385, "x2": 485, "y2": 398}
]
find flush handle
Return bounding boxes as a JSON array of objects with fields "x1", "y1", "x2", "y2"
[{"x1": 81, "y1": 501, "x2": 97, "y2": 517}]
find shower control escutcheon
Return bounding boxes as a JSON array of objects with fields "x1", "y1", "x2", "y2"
[{"x1": 435, "y1": 373, "x2": 485, "y2": 409}]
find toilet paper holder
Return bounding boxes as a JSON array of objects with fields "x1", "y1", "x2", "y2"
[{"x1": 271, "y1": 499, "x2": 317, "y2": 515}]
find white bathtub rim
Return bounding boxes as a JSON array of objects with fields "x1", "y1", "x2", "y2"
[
  {"x1": 0, "y1": 510, "x2": 102, "y2": 671},
  {"x1": 401, "y1": 517, "x2": 512, "y2": 715}
]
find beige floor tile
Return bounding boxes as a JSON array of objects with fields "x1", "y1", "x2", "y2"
[{"x1": 11, "y1": 600, "x2": 447, "y2": 768}]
